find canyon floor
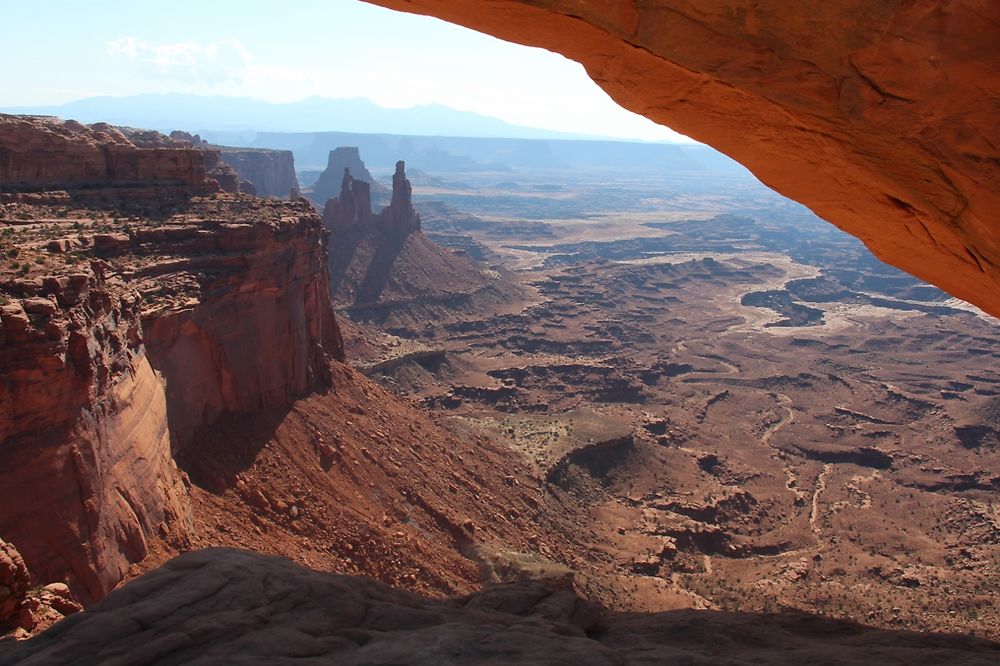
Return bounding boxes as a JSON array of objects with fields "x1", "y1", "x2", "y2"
[
  {"x1": 2, "y1": 130, "x2": 998, "y2": 663},
  {"x1": 344, "y1": 165, "x2": 1000, "y2": 640}
]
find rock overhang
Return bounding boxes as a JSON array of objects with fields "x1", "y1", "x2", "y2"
[{"x1": 363, "y1": 0, "x2": 1000, "y2": 318}]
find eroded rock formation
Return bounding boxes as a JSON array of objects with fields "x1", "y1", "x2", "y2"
[
  {"x1": 218, "y1": 148, "x2": 299, "y2": 199},
  {"x1": 0, "y1": 115, "x2": 213, "y2": 192},
  {"x1": 0, "y1": 117, "x2": 342, "y2": 603},
  {"x1": 382, "y1": 160, "x2": 421, "y2": 234},
  {"x1": 0, "y1": 265, "x2": 191, "y2": 602},
  {"x1": 364, "y1": 0, "x2": 1000, "y2": 318},
  {"x1": 0, "y1": 539, "x2": 29, "y2": 626},
  {"x1": 322, "y1": 159, "x2": 520, "y2": 324},
  {"x1": 324, "y1": 167, "x2": 374, "y2": 235},
  {"x1": 322, "y1": 160, "x2": 420, "y2": 237},
  {"x1": 308, "y1": 146, "x2": 389, "y2": 209}
]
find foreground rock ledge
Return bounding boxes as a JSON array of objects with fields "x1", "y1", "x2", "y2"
[
  {"x1": 2, "y1": 548, "x2": 997, "y2": 664},
  {"x1": 365, "y1": 0, "x2": 1000, "y2": 318}
]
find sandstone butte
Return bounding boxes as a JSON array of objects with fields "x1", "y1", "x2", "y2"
[
  {"x1": 365, "y1": 0, "x2": 1000, "y2": 318},
  {"x1": 308, "y1": 146, "x2": 390, "y2": 210},
  {"x1": 322, "y1": 160, "x2": 518, "y2": 322}
]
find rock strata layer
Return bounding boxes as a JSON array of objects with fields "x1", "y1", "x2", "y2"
[
  {"x1": 218, "y1": 148, "x2": 299, "y2": 198},
  {"x1": 0, "y1": 117, "x2": 343, "y2": 603},
  {"x1": 130, "y1": 203, "x2": 345, "y2": 444},
  {"x1": 0, "y1": 265, "x2": 191, "y2": 602},
  {"x1": 0, "y1": 115, "x2": 213, "y2": 192},
  {"x1": 365, "y1": 0, "x2": 1000, "y2": 318}
]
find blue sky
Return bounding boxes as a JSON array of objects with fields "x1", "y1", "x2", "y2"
[{"x1": 2, "y1": 0, "x2": 689, "y2": 141}]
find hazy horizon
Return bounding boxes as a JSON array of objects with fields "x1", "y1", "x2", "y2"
[
  {"x1": 1, "y1": 0, "x2": 691, "y2": 143},
  {"x1": 2, "y1": 92, "x2": 692, "y2": 144}
]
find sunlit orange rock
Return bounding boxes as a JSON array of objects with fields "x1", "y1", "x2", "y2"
[
  {"x1": 0, "y1": 114, "x2": 213, "y2": 190},
  {"x1": 0, "y1": 270, "x2": 192, "y2": 603},
  {"x1": 366, "y1": 0, "x2": 1000, "y2": 317},
  {"x1": 0, "y1": 118, "x2": 343, "y2": 604}
]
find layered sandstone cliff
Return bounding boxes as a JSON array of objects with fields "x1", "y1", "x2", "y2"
[
  {"x1": 218, "y1": 148, "x2": 299, "y2": 199},
  {"x1": 365, "y1": 0, "x2": 1000, "y2": 318},
  {"x1": 0, "y1": 118, "x2": 343, "y2": 603},
  {"x1": 122, "y1": 200, "x2": 343, "y2": 445},
  {"x1": 0, "y1": 115, "x2": 213, "y2": 192},
  {"x1": 167, "y1": 130, "x2": 261, "y2": 196},
  {"x1": 0, "y1": 264, "x2": 191, "y2": 603}
]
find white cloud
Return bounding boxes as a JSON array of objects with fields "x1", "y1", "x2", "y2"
[{"x1": 106, "y1": 37, "x2": 252, "y2": 85}]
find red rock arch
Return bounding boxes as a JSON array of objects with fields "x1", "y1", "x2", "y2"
[{"x1": 365, "y1": 0, "x2": 1000, "y2": 317}]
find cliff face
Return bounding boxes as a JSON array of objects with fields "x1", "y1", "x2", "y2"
[
  {"x1": 127, "y1": 204, "x2": 344, "y2": 445},
  {"x1": 0, "y1": 118, "x2": 343, "y2": 603},
  {"x1": 218, "y1": 148, "x2": 299, "y2": 198},
  {"x1": 364, "y1": 0, "x2": 1000, "y2": 318},
  {"x1": 0, "y1": 267, "x2": 191, "y2": 603},
  {"x1": 0, "y1": 115, "x2": 213, "y2": 191}
]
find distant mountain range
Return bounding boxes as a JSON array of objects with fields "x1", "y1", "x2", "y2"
[
  {"x1": 1, "y1": 94, "x2": 648, "y2": 142},
  {"x1": 2, "y1": 93, "x2": 755, "y2": 180},
  {"x1": 200, "y1": 128, "x2": 754, "y2": 176}
]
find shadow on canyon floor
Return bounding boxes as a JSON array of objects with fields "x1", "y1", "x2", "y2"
[{"x1": 174, "y1": 406, "x2": 291, "y2": 494}]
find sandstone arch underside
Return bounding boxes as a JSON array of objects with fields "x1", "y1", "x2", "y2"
[{"x1": 364, "y1": 0, "x2": 1000, "y2": 317}]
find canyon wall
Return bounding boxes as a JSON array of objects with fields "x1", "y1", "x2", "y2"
[
  {"x1": 0, "y1": 115, "x2": 212, "y2": 191},
  {"x1": 0, "y1": 268, "x2": 191, "y2": 603},
  {"x1": 218, "y1": 148, "x2": 299, "y2": 198},
  {"x1": 125, "y1": 207, "x2": 344, "y2": 445},
  {"x1": 0, "y1": 117, "x2": 343, "y2": 602},
  {"x1": 365, "y1": 0, "x2": 1000, "y2": 318}
]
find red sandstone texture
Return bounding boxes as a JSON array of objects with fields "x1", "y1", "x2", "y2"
[
  {"x1": 0, "y1": 265, "x2": 191, "y2": 603},
  {"x1": 0, "y1": 118, "x2": 342, "y2": 604},
  {"x1": 101, "y1": 202, "x2": 344, "y2": 445},
  {"x1": 0, "y1": 539, "x2": 29, "y2": 626},
  {"x1": 365, "y1": 0, "x2": 1000, "y2": 317},
  {"x1": 0, "y1": 115, "x2": 213, "y2": 191}
]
